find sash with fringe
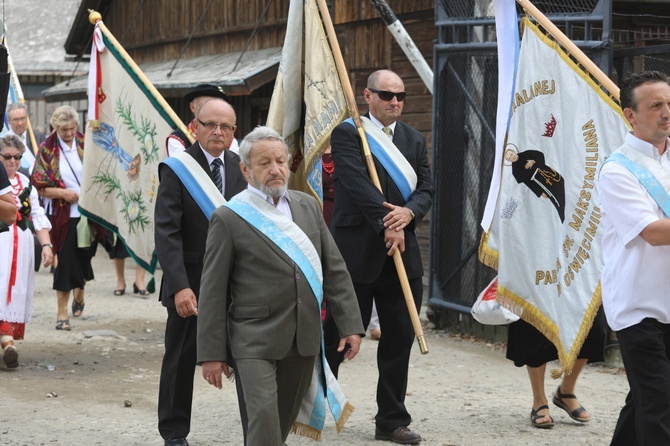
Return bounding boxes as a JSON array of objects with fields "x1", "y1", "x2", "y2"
[
  {"x1": 161, "y1": 151, "x2": 225, "y2": 219},
  {"x1": 343, "y1": 117, "x2": 417, "y2": 201},
  {"x1": 604, "y1": 145, "x2": 670, "y2": 217},
  {"x1": 224, "y1": 190, "x2": 353, "y2": 440}
]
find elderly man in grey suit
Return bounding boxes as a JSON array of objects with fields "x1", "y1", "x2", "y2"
[
  {"x1": 155, "y1": 98, "x2": 248, "y2": 446},
  {"x1": 197, "y1": 126, "x2": 364, "y2": 446}
]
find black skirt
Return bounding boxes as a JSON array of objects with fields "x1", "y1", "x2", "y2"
[
  {"x1": 506, "y1": 306, "x2": 606, "y2": 368},
  {"x1": 52, "y1": 217, "x2": 95, "y2": 292},
  {"x1": 104, "y1": 234, "x2": 129, "y2": 260}
]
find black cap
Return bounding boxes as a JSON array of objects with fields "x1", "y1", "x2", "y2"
[{"x1": 184, "y1": 84, "x2": 230, "y2": 103}]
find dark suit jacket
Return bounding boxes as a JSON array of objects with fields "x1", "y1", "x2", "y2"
[
  {"x1": 197, "y1": 190, "x2": 364, "y2": 362},
  {"x1": 154, "y1": 143, "x2": 247, "y2": 308},
  {"x1": 329, "y1": 113, "x2": 434, "y2": 283}
]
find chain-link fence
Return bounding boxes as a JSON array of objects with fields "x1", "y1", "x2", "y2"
[
  {"x1": 430, "y1": 0, "x2": 670, "y2": 328},
  {"x1": 438, "y1": 0, "x2": 601, "y2": 19},
  {"x1": 431, "y1": 51, "x2": 498, "y2": 311}
]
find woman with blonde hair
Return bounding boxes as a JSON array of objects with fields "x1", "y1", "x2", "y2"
[{"x1": 31, "y1": 105, "x2": 94, "y2": 331}]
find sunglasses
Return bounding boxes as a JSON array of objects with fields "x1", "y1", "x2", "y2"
[
  {"x1": 368, "y1": 88, "x2": 406, "y2": 102},
  {"x1": 0, "y1": 154, "x2": 22, "y2": 161}
]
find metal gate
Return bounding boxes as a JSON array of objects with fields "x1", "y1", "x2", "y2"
[{"x1": 426, "y1": 0, "x2": 644, "y2": 333}]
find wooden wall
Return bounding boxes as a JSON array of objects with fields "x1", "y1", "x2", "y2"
[
  {"x1": 94, "y1": 0, "x2": 437, "y2": 274},
  {"x1": 103, "y1": 0, "x2": 290, "y2": 64}
]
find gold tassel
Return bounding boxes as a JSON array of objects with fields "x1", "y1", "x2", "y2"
[
  {"x1": 335, "y1": 403, "x2": 355, "y2": 433},
  {"x1": 290, "y1": 422, "x2": 322, "y2": 441},
  {"x1": 478, "y1": 232, "x2": 499, "y2": 269}
]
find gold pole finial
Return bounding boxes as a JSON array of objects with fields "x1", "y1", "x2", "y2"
[{"x1": 88, "y1": 10, "x2": 102, "y2": 25}]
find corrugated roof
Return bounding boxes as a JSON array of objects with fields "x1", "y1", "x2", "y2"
[
  {"x1": 3, "y1": 0, "x2": 89, "y2": 76},
  {"x1": 44, "y1": 47, "x2": 282, "y2": 100}
]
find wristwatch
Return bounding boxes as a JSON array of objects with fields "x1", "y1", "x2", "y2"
[{"x1": 42, "y1": 243, "x2": 53, "y2": 248}]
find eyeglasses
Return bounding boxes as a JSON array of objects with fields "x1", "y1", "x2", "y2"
[
  {"x1": 197, "y1": 119, "x2": 237, "y2": 132},
  {"x1": 0, "y1": 154, "x2": 22, "y2": 161},
  {"x1": 368, "y1": 88, "x2": 406, "y2": 102}
]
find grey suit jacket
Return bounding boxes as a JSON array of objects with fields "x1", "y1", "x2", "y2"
[
  {"x1": 197, "y1": 190, "x2": 364, "y2": 362},
  {"x1": 154, "y1": 143, "x2": 247, "y2": 308}
]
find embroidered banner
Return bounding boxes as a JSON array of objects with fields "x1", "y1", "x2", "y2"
[
  {"x1": 266, "y1": 0, "x2": 348, "y2": 205},
  {"x1": 479, "y1": 18, "x2": 629, "y2": 373},
  {"x1": 79, "y1": 22, "x2": 182, "y2": 274}
]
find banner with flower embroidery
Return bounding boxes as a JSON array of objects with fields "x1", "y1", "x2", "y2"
[{"x1": 79, "y1": 22, "x2": 182, "y2": 274}]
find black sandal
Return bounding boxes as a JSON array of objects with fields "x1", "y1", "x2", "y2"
[
  {"x1": 133, "y1": 282, "x2": 150, "y2": 297},
  {"x1": 553, "y1": 386, "x2": 590, "y2": 422},
  {"x1": 72, "y1": 298, "x2": 85, "y2": 317},
  {"x1": 530, "y1": 404, "x2": 554, "y2": 429},
  {"x1": 55, "y1": 319, "x2": 72, "y2": 331}
]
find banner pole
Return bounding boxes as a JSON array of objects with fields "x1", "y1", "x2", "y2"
[
  {"x1": 516, "y1": 0, "x2": 619, "y2": 99},
  {"x1": 315, "y1": 0, "x2": 428, "y2": 354},
  {"x1": 5, "y1": 45, "x2": 39, "y2": 155},
  {"x1": 87, "y1": 10, "x2": 193, "y2": 144}
]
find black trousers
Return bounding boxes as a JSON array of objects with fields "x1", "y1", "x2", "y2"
[
  {"x1": 324, "y1": 257, "x2": 422, "y2": 432},
  {"x1": 611, "y1": 318, "x2": 670, "y2": 446},
  {"x1": 158, "y1": 308, "x2": 249, "y2": 442}
]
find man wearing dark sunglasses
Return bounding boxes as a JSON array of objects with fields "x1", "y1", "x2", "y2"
[{"x1": 324, "y1": 69, "x2": 434, "y2": 444}]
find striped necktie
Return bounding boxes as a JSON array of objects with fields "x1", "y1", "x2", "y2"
[
  {"x1": 382, "y1": 126, "x2": 393, "y2": 138},
  {"x1": 211, "y1": 158, "x2": 223, "y2": 193}
]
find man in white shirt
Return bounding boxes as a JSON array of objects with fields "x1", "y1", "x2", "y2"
[
  {"x1": 599, "y1": 71, "x2": 670, "y2": 446},
  {"x1": 6, "y1": 103, "x2": 46, "y2": 174}
]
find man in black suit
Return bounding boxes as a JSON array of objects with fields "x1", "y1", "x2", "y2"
[
  {"x1": 6, "y1": 103, "x2": 46, "y2": 175},
  {"x1": 155, "y1": 98, "x2": 248, "y2": 446},
  {"x1": 324, "y1": 69, "x2": 434, "y2": 445}
]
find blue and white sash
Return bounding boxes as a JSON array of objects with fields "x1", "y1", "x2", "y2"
[
  {"x1": 161, "y1": 151, "x2": 225, "y2": 220},
  {"x1": 344, "y1": 116, "x2": 417, "y2": 201},
  {"x1": 604, "y1": 145, "x2": 670, "y2": 217},
  {"x1": 224, "y1": 190, "x2": 353, "y2": 440}
]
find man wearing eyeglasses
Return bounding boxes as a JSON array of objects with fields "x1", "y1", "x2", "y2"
[
  {"x1": 155, "y1": 98, "x2": 248, "y2": 446},
  {"x1": 166, "y1": 84, "x2": 239, "y2": 157},
  {"x1": 323, "y1": 69, "x2": 434, "y2": 444},
  {"x1": 6, "y1": 103, "x2": 46, "y2": 175}
]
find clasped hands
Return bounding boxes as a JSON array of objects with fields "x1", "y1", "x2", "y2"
[{"x1": 383, "y1": 202, "x2": 413, "y2": 256}]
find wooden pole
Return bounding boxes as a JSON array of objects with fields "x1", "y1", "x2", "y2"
[
  {"x1": 87, "y1": 10, "x2": 193, "y2": 143},
  {"x1": 516, "y1": 0, "x2": 620, "y2": 99},
  {"x1": 369, "y1": 0, "x2": 433, "y2": 94},
  {"x1": 5, "y1": 46, "x2": 39, "y2": 155},
  {"x1": 315, "y1": 0, "x2": 428, "y2": 354}
]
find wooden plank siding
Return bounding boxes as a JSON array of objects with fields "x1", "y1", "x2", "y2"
[
  {"x1": 82, "y1": 1, "x2": 437, "y2": 270},
  {"x1": 102, "y1": 0, "x2": 290, "y2": 64}
]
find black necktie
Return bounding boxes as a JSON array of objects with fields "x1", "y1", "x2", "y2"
[{"x1": 211, "y1": 158, "x2": 223, "y2": 193}]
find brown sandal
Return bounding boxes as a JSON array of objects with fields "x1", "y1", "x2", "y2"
[
  {"x1": 530, "y1": 405, "x2": 554, "y2": 429},
  {"x1": 1, "y1": 341, "x2": 18, "y2": 368},
  {"x1": 56, "y1": 319, "x2": 72, "y2": 331},
  {"x1": 553, "y1": 386, "x2": 590, "y2": 422}
]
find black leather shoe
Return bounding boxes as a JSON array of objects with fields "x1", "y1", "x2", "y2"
[
  {"x1": 375, "y1": 426, "x2": 422, "y2": 444},
  {"x1": 164, "y1": 438, "x2": 189, "y2": 446}
]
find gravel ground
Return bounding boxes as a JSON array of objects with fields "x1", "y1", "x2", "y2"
[{"x1": 0, "y1": 254, "x2": 628, "y2": 445}]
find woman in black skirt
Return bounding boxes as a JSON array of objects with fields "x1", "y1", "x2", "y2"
[
  {"x1": 506, "y1": 308, "x2": 606, "y2": 429},
  {"x1": 31, "y1": 106, "x2": 94, "y2": 331}
]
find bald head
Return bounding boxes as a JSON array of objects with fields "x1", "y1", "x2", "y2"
[{"x1": 194, "y1": 99, "x2": 238, "y2": 157}]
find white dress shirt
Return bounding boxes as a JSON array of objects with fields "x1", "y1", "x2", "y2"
[{"x1": 599, "y1": 132, "x2": 670, "y2": 330}]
